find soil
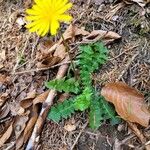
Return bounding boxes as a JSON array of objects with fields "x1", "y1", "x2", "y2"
[{"x1": 0, "y1": 0, "x2": 150, "y2": 150}]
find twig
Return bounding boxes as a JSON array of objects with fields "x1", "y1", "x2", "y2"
[
  {"x1": 12, "y1": 60, "x2": 74, "y2": 75},
  {"x1": 117, "y1": 52, "x2": 139, "y2": 81},
  {"x1": 25, "y1": 56, "x2": 70, "y2": 150},
  {"x1": 127, "y1": 122, "x2": 150, "y2": 150},
  {"x1": 70, "y1": 122, "x2": 88, "y2": 150},
  {"x1": 12, "y1": 33, "x2": 31, "y2": 74}
]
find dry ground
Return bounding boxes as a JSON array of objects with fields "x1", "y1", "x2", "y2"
[{"x1": 0, "y1": 0, "x2": 150, "y2": 150}]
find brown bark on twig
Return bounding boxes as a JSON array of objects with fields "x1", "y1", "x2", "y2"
[
  {"x1": 128, "y1": 122, "x2": 150, "y2": 150},
  {"x1": 25, "y1": 56, "x2": 69, "y2": 150}
]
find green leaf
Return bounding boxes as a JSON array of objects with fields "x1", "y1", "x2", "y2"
[
  {"x1": 78, "y1": 42, "x2": 108, "y2": 87},
  {"x1": 74, "y1": 87, "x2": 92, "y2": 111},
  {"x1": 89, "y1": 99, "x2": 103, "y2": 130},
  {"x1": 48, "y1": 99, "x2": 75, "y2": 122},
  {"x1": 100, "y1": 96, "x2": 120, "y2": 125},
  {"x1": 45, "y1": 78, "x2": 81, "y2": 94}
]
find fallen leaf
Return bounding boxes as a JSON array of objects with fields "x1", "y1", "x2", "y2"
[
  {"x1": 36, "y1": 55, "x2": 61, "y2": 68},
  {"x1": 53, "y1": 44, "x2": 67, "y2": 60},
  {"x1": 38, "y1": 24, "x2": 89, "y2": 69},
  {"x1": 14, "y1": 113, "x2": 29, "y2": 139},
  {"x1": 101, "y1": 82, "x2": 150, "y2": 127},
  {"x1": 83, "y1": 30, "x2": 121, "y2": 43},
  {"x1": 58, "y1": 93, "x2": 70, "y2": 102},
  {"x1": 0, "y1": 93, "x2": 9, "y2": 107},
  {"x1": 16, "y1": 91, "x2": 49, "y2": 149},
  {"x1": 33, "y1": 90, "x2": 49, "y2": 105},
  {"x1": 10, "y1": 102, "x2": 24, "y2": 116},
  {"x1": 0, "y1": 74, "x2": 10, "y2": 85},
  {"x1": 20, "y1": 90, "x2": 36, "y2": 109},
  {"x1": 64, "y1": 124, "x2": 76, "y2": 132},
  {"x1": 0, "y1": 103, "x2": 10, "y2": 120},
  {"x1": 0, "y1": 122, "x2": 13, "y2": 147},
  {"x1": 59, "y1": 24, "x2": 89, "y2": 44},
  {"x1": 0, "y1": 50, "x2": 5, "y2": 61}
]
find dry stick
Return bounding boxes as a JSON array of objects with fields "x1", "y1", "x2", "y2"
[
  {"x1": 13, "y1": 60, "x2": 73, "y2": 75},
  {"x1": 117, "y1": 52, "x2": 139, "y2": 81},
  {"x1": 70, "y1": 122, "x2": 88, "y2": 150},
  {"x1": 127, "y1": 122, "x2": 150, "y2": 150},
  {"x1": 25, "y1": 56, "x2": 70, "y2": 150}
]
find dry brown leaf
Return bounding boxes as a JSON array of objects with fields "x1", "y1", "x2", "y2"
[
  {"x1": 0, "y1": 103, "x2": 10, "y2": 120},
  {"x1": 59, "y1": 24, "x2": 89, "y2": 44},
  {"x1": 53, "y1": 44, "x2": 67, "y2": 60},
  {"x1": 64, "y1": 124, "x2": 76, "y2": 132},
  {"x1": 101, "y1": 82, "x2": 150, "y2": 127},
  {"x1": 33, "y1": 90, "x2": 49, "y2": 105},
  {"x1": 36, "y1": 55, "x2": 61, "y2": 68},
  {"x1": 16, "y1": 106, "x2": 38, "y2": 150},
  {"x1": 0, "y1": 93, "x2": 9, "y2": 107},
  {"x1": 0, "y1": 50, "x2": 5, "y2": 61},
  {"x1": 16, "y1": 91, "x2": 49, "y2": 149},
  {"x1": 0, "y1": 74, "x2": 10, "y2": 85},
  {"x1": 14, "y1": 113, "x2": 29, "y2": 139},
  {"x1": 10, "y1": 102, "x2": 25, "y2": 116},
  {"x1": 83, "y1": 30, "x2": 121, "y2": 43},
  {"x1": 20, "y1": 90, "x2": 36, "y2": 109},
  {"x1": 0, "y1": 122, "x2": 13, "y2": 147},
  {"x1": 58, "y1": 93, "x2": 70, "y2": 103},
  {"x1": 38, "y1": 24, "x2": 89, "y2": 69}
]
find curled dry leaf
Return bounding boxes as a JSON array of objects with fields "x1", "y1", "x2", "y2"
[
  {"x1": 101, "y1": 82, "x2": 150, "y2": 127},
  {"x1": 16, "y1": 91, "x2": 49, "y2": 149},
  {"x1": 14, "y1": 112, "x2": 29, "y2": 139},
  {"x1": 20, "y1": 90, "x2": 36, "y2": 109},
  {"x1": 83, "y1": 30, "x2": 121, "y2": 43},
  {"x1": 0, "y1": 103, "x2": 10, "y2": 120},
  {"x1": 0, "y1": 122, "x2": 13, "y2": 147},
  {"x1": 53, "y1": 44, "x2": 67, "y2": 60},
  {"x1": 9, "y1": 102, "x2": 24, "y2": 116},
  {"x1": 36, "y1": 55, "x2": 61, "y2": 68},
  {"x1": 37, "y1": 24, "x2": 89, "y2": 69},
  {"x1": 59, "y1": 24, "x2": 89, "y2": 44},
  {"x1": 0, "y1": 93, "x2": 9, "y2": 107}
]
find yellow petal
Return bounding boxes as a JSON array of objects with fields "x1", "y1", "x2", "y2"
[
  {"x1": 29, "y1": 23, "x2": 42, "y2": 32},
  {"x1": 26, "y1": 9, "x2": 41, "y2": 15},
  {"x1": 25, "y1": 20, "x2": 41, "y2": 28},
  {"x1": 55, "y1": 0, "x2": 69, "y2": 11},
  {"x1": 57, "y1": 3, "x2": 72, "y2": 14},
  {"x1": 26, "y1": 15, "x2": 42, "y2": 21},
  {"x1": 58, "y1": 14, "x2": 72, "y2": 22},
  {"x1": 34, "y1": 0, "x2": 43, "y2": 5},
  {"x1": 41, "y1": 22, "x2": 49, "y2": 36},
  {"x1": 50, "y1": 20, "x2": 60, "y2": 35},
  {"x1": 37, "y1": 22, "x2": 47, "y2": 36}
]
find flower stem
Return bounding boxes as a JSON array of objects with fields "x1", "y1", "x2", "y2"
[{"x1": 60, "y1": 33, "x2": 77, "y2": 80}]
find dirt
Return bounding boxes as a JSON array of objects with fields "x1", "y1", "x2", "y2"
[{"x1": 0, "y1": 0, "x2": 150, "y2": 150}]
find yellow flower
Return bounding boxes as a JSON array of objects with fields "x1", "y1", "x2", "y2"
[{"x1": 26, "y1": 0, "x2": 72, "y2": 36}]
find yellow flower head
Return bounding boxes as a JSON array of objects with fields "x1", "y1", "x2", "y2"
[{"x1": 26, "y1": 0, "x2": 72, "y2": 36}]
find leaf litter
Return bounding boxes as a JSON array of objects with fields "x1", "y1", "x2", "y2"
[{"x1": 0, "y1": 0, "x2": 150, "y2": 150}]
